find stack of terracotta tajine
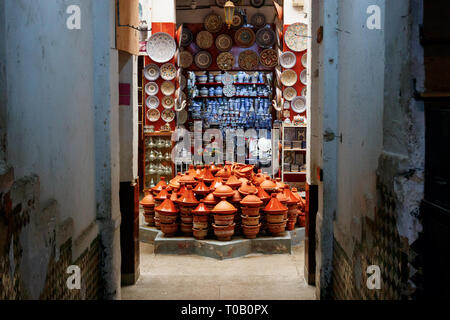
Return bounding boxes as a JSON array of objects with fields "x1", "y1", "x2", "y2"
[
  {"x1": 263, "y1": 194, "x2": 289, "y2": 237},
  {"x1": 152, "y1": 177, "x2": 168, "y2": 196},
  {"x1": 176, "y1": 185, "x2": 199, "y2": 236},
  {"x1": 292, "y1": 188, "x2": 306, "y2": 227},
  {"x1": 283, "y1": 186, "x2": 300, "y2": 230},
  {"x1": 211, "y1": 185, "x2": 236, "y2": 241},
  {"x1": 154, "y1": 186, "x2": 170, "y2": 229},
  {"x1": 192, "y1": 200, "x2": 210, "y2": 240},
  {"x1": 156, "y1": 198, "x2": 179, "y2": 237},
  {"x1": 226, "y1": 175, "x2": 243, "y2": 235},
  {"x1": 240, "y1": 191, "x2": 263, "y2": 239},
  {"x1": 254, "y1": 182, "x2": 271, "y2": 234},
  {"x1": 140, "y1": 190, "x2": 155, "y2": 226}
]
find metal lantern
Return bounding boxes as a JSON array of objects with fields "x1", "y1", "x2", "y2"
[{"x1": 224, "y1": 1, "x2": 236, "y2": 29}]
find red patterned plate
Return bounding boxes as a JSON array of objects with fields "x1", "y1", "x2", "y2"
[{"x1": 259, "y1": 49, "x2": 278, "y2": 68}]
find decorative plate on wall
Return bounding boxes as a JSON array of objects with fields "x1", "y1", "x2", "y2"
[
  {"x1": 238, "y1": 50, "x2": 259, "y2": 70},
  {"x1": 259, "y1": 49, "x2": 278, "y2": 68},
  {"x1": 160, "y1": 63, "x2": 176, "y2": 80},
  {"x1": 250, "y1": 0, "x2": 265, "y2": 8},
  {"x1": 146, "y1": 96, "x2": 160, "y2": 109},
  {"x1": 231, "y1": 12, "x2": 245, "y2": 29},
  {"x1": 147, "y1": 108, "x2": 161, "y2": 122},
  {"x1": 181, "y1": 27, "x2": 194, "y2": 47},
  {"x1": 216, "y1": 34, "x2": 233, "y2": 52},
  {"x1": 291, "y1": 96, "x2": 306, "y2": 114},
  {"x1": 196, "y1": 31, "x2": 214, "y2": 49},
  {"x1": 145, "y1": 82, "x2": 159, "y2": 96},
  {"x1": 146, "y1": 32, "x2": 177, "y2": 63},
  {"x1": 279, "y1": 51, "x2": 297, "y2": 69},
  {"x1": 301, "y1": 53, "x2": 307, "y2": 67},
  {"x1": 251, "y1": 13, "x2": 267, "y2": 28},
  {"x1": 283, "y1": 87, "x2": 297, "y2": 101},
  {"x1": 161, "y1": 81, "x2": 176, "y2": 96},
  {"x1": 143, "y1": 64, "x2": 160, "y2": 81},
  {"x1": 161, "y1": 95, "x2": 175, "y2": 109},
  {"x1": 285, "y1": 23, "x2": 308, "y2": 52},
  {"x1": 161, "y1": 109, "x2": 175, "y2": 122},
  {"x1": 179, "y1": 51, "x2": 193, "y2": 69},
  {"x1": 217, "y1": 52, "x2": 235, "y2": 71},
  {"x1": 204, "y1": 13, "x2": 223, "y2": 33},
  {"x1": 177, "y1": 109, "x2": 188, "y2": 124},
  {"x1": 256, "y1": 28, "x2": 276, "y2": 48},
  {"x1": 235, "y1": 28, "x2": 256, "y2": 48},
  {"x1": 223, "y1": 85, "x2": 237, "y2": 97},
  {"x1": 195, "y1": 51, "x2": 213, "y2": 69},
  {"x1": 179, "y1": 74, "x2": 187, "y2": 91},
  {"x1": 280, "y1": 69, "x2": 298, "y2": 87},
  {"x1": 300, "y1": 69, "x2": 307, "y2": 85}
]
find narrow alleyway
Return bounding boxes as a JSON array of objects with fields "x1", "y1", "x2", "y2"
[{"x1": 121, "y1": 242, "x2": 315, "y2": 300}]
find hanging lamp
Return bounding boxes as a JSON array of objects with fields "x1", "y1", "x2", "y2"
[{"x1": 224, "y1": 1, "x2": 236, "y2": 29}]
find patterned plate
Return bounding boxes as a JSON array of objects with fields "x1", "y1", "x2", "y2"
[
  {"x1": 181, "y1": 27, "x2": 194, "y2": 47},
  {"x1": 147, "y1": 108, "x2": 161, "y2": 122},
  {"x1": 302, "y1": 53, "x2": 307, "y2": 67},
  {"x1": 216, "y1": 34, "x2": 233, "y2": 52},
  {"x1": 285, "y1": 23, "x2": 308, "y2": 52},
  {"x1": 146, "y1": 32, "x2": 177, "y2": 63},
  {"x1": 179, "y1": 51, "x2": 193, "y2": 69},
  {"x1": 161, "y1": 109, "x2": 175, "y2": 122},
  {"x1": 250, "y1": 0, "x2": 265, "y2": 8},
  {"x1": 222, "y1": 73, "x2": 234, "y2": 85},
  {"x1": 161, "y1": 95, "x2": 175, "y2": 109},
  {"x1": 256, "y1": 28, "x2": 276, "y2": 48},
  {"x1": 217, "y1": 52, "x2": 235, "y2": 71},
  {"x1": 194, "y1": 51, "x2": 213, "y2": 69},
  {"x1": 260, "y1": 49, "x2": 278, "y2": 68},
  {"x1": 281, "y1": 69, "x2": 298, "y2": 87},
  {"x1": 204, "y1": 13, "x2": 223, "y2": 33},
  {"x1": 179, "y1": 74, "x2": 187, "y2": 91},
  {"x1": 145, "y1": 82, "x2": 159, "y2": 96},
  {"x1": 235, "y1": 28, "x2": 256, "y2": 48},
  {"x1": 143, "y1": 64, "x2": 160, "y2": 81},
  {"x1": 251, "y1": 13, "x2": 267, "y2": 28},
  {"x1": 161, "y1": 81, "x2": 176, "y2": 96},
  {"x1": 300, "y1": 69, "x2": 307, "y2": 85},
  {"x1": 196, "y1": 31, "x2": 214, "y2": 49},
  {"x1": 283, "y1": 87, "x2": 297, "y2": 101},
  {"x1": 279, "y1": 51, "x2": 297, "y2": 69},
  {"x1": 238, "y1": 50, "x2": 259, "y2": 70},
  {"x1": 291, "y1": 96, "x2": 306, "y2": 113},
  {"x1": 231, "y1": 12, "x2": 245, "y2": 29},
  {"x1": 223, "y1": 85, "x2": 236, "y2": 97},
  {"x1": 146, "y1": 96, "x2": 160, "y2": 109},
  {"x1": 160, "y1": 63, "x2": 176, "y2": 81}
]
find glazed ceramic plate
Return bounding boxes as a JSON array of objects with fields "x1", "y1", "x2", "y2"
[
  {"x1": 161, "y1": 109, "x2": 175, "y2": 122},
  {"x1": 222, "y1": 73, "x2": 234, "y2": 85},
  {"x1": 204, "y1": 13, "x2": 223, "y2": 33},
  {"x1": 217, "y1": 52, "x2": 235, "y2": 71},
  {"x1": 283, "y1": 87, "x2": 297, "y2": 101},
  {"x1": 300, "y1": 69, "x2": 307, "y2": 85},
  {"x1": 301, "y1": 53, "x2": 307, "y2": 67},
  {"x1": 146, "y1": 96, "x2": 160, "y2": 109},
  {"x1": 291, "y1": 96, "x2": 307, "y2": 113},
  {"x1": 223, "y1": 85, "x2": 236, "y2": 97},
  {"x1": 146, "y1": 32, "x2": 177, "y2": 63},
  {"x1": 179, "y1": 51, "x2": 193, "y2": 69},
  {"x1": 160, "y1": 63, "x2": 176, "y2": 81},
  {"x1": 251, "y1": 13, "x2": 267, "y2": 28},
  {"x1": 250, "y1": 0, "x2": 265, "y2": 8},
  {"x1": 147, "y1": 108, "x2": 160, "y2": 122},
  {"x1": 256, "y1": 28, "x2": 276, "y2": 49},
  {"x1": 179, "y1": 74, "x2": 187, "y2": 91},
  {"x1": 238, "y1": 50, "x2": 259, "y2": 70},
  {"x1": 161, "y1": 96, "x2": 175, "y2": 109},
  {"x1": 161, "y1": 81, "x2": 176, "y2": 96},
  {"x1": 196, "y1": 31, "x2": 214, "y2": 49},
  {"x1": 260, "y1": 49, "x2": 278, "y2": 68},
  {"x1": 301, "y1": 87, "x2": 307, "y2": 96},
  {"x1": 285, "y1": 23, "x2": 308, "y2": 52},
  {"x1": 145, "y1": 82, "x2": 159, "y2": 96},
  {"x1": 181, "y1": 27, "x2": 194, "y2": 47},
  {"x1": 279, "y1": 51, "x2": 297, "y2": 69},
  {"x1": 143, "y1": 64, "x2": 160, "y2": 81},
  {"x1": 281, "y1": 69, "x2": 297, "y2": 87},
  {"x1": 235, "y1": 28, "x2": 256, "y2": 48},
  {"x1": 231, "y1": 12, "x2": 245, "y2": 29},
  {"x1": 215, "y1": 34, "x2": 233, "y2": 52},
  {"x1": 177, "y1": 109, "x2": 188, "y2": 124},
  {"x1": 194, "y1": 51, "x2": 213, "y2": 69}
]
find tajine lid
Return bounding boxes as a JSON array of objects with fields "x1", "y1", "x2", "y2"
[{"x1": 263, "y1": 194, "x2": 288, "y2": 214}]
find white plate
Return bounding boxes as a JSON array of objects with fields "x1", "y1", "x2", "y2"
[
  {"x1": 146, "y1": 32, "x2": 177, "y2": 63},
  {"x1": 161, "y1": 81, "x2": 176, "y2": 96},
  {"x1": 146, "y1": 96, "x2": 160, "y2": 109},
  {"x1": 283, "y1": 87, "x2": 297, "y2": 101},
  {"x1": 280, "y1": 69, "x2": 297, "y2": 87},
  {"x1": 279, "y1": 51, "x2": 297, "y2": 69},
  {"x1": 300, "y1": 69, "x2": 307, "y2": 85},
  {"x1": 301, "y1": 53, "x2": 307, "y2": 67},
  {"x1": 144, "y1": 64, "x2": 160, "y2": 81},
  {"x1": 145, "y1": 82, "x2": 159, "y2": 96},
  {"x1": 291, "y1": 96, "x2": 306, "y2": 113}
]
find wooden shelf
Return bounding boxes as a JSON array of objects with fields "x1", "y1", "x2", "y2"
[
  {"x1": 196, "y1": 82, "x2": 267, "y2": 86},
  {"x1": 193, "y1": 95, "x2": 271, "y2": 99},
  {"x1": 144, "y1": 131, "x2": 173, "y2": 136},
  {"x1": 284, "y1": 172, "x2": 307, "y2": 175},
  {"x1": 284, "y1": 148, "x2": 307, "y2": 152}
]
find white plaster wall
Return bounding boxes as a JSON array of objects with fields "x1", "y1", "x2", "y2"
[
  {"x1": 284, "y1": 0, "x2": 308, "y2": 25},
  {"x1": 153, "y1": 0, "x2": 176, "y2": 23}
]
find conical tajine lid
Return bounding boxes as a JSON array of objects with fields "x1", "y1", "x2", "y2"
[
  {"x1": 276, "y1": 190, "x2": 289, "y2": 204},
  {"x1": 225, "y1": 175, "x2": 242, "y2": 188},
  {"x1": 192, "y1": 200, "x2": 211, "y2": 216},
  {"x1": 216, "y1": 166, "x2": 231, "y2": 180},
  {"x1": 155, "y1": 198, "x2": 179, "y2": 214},
  {"x1": 210, "y1": 177, "x2": 223, "y2": 190},
  {"x1": 187, "y1": 164, "x2": 196, "y2": 176},
  {"x1": 203, "y1": 192, "x2": 218, "y2": 205},
  {"x1": 263, "y1": 194, "x2": 288, "y2": 214},
  {"x1": 193, "y1": 178, "x2": 210, "y2": 196},
  {"x1": 255, "y1": 182, "x2": 271, "y2": 202},
  {"x1": 253, "y1": 170, "x2": 266, "y2": 185},
  {"x1": 155, "y1": 186, "x2": 170, "y2": 201},
  {"x1": 177, "y1": 182, "x2": 187, "y2": 196},
  {"x1": 170, "y1": 191, "x2": 179, "y2": 202},
  {"x1": 230, "y1": 189, "x2": 243, "y2": 203},
  {"x1": 140, "y1": 193, "x2": 155, "y2": 208},
  {"x1": 202, "y1": 165, "x2": 215, "y2": 183},
  {"x1": 275, "y1": 178, "x2": 285, "y2": 191},
  {"x1": 177, "y1": 185, "x2": 200, "y2": 206},
  {"x1": 152, "y1": 177, "x2": 167, "y2": 193},
  {"x1": 195, "y1": 166, "x2": 202, "y2": 177},
  {"x1": 212, "y1": 184, "x2": 234, "y2": 198},
  {"x1": 238, "y1": 181, "x2": 257, "y2": 196},
  {"x1": 180, "y1": 174, "x2": 197, "y2": 185},
  {"x1": 240, "y1": 191, "x2": 263, "y2": 207},
  {"x1": 210, "y1": 163, "x2": 220, "y2": 175},
  {"x1": 239, "y1": 177, "x2": 249, "y2": 185},
  {"x1": 283, "y1": 186, "x2": 300, "y2": 205},
  {"x1": 260, "y1": 177, "x2": 277, "y2": 191},
  {"x1": 212, "y1": 197, "x2": 237, "y2": 214},
  {"x1": 169, "y1": 173, "x2": 182, "y2": 189}
]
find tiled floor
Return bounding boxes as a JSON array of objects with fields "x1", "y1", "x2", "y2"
[{"x1": 121, "y1": 242, "x2": 316, "y2": 300}]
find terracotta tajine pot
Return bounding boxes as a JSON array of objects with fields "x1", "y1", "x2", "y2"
[
  {"x1": 230, "y1": 189, "x2": 243, "y2": 205},
  {"x1": 169, "y1": 173, "x2": 183, "y2": 189},
  {"x1": 238, "y1": 181, "x2": 258, "y2": 197},
  {"x1": 241, "y1": 215, "x2": 260, "y2": 226},
  {"x1": 240, "y1": 192, "x2": 263, "y2": 208},
  {"x1": 193, "y1": 228, "x2": 208, "y2": 240},
  {"x1": 152, "y1": 177, "x2": 168, "y2": 195},
  {"x1": 193, "y1": 178, "x2": 210, "y2": 196},
  {"x1": 210, "y1": 176, "x2": 223, "y2": 190},
  {"x1": 156, "y1": 198, "x2": 179, "y2": 217},
  {"x1": 210, "y1": 163, "x2": 220, "y2": 175},
  {"x1": 225, "y1": 174, "x2": 242, "y2": 189},
  {"x1": 154, "y1": 217, "x2": 161, "y2": 229},
  {"x1": 202, "y1": 165, "x2": 216, "y2": 184},
  {"x1": 212, "y1": 197, "x2": 238, "y2": 215},
  {"x1": 203, "y1": 192, "x2": 218, "y2": 209},
  {"x1": 286, "y1": 220, "x2": 297, "y2": 231},
  {"x1": 215, "y1": 165, "x2": 231, "y2": 181},
  {"x1": 177, "y1": 185, "x2": 199, "y2": 207},
  {"x1": 140, "y1": 193, "x2": 155, "y2": 210},
  {"x1": 214, "y1": 214, "x2": 235, "y2": 226},
  {"x1": 192, "y1": 200, "x2": 211, "y2": 222},
  {"x1": 179, "y1": 173, "x2": 197, "y2": 186},
  {"x1": 242, "y1": 224, "x2": 261, "y2": 239},
  {"x1": 160, "y1": 223, "x2": 178, "y2": 237},
  {"x1": 255, "y1": 182, "x2": 271, "y2": 204},
  {"x1": 267, "y1": 220, "x2": 287, "y2": 237},
  {"x1": 181, "y1": 222, "x2": 193, "y2": 236},
  {"x1": 260, "y1": 177, "x2": 277, "y2": 193},
  {"x1": 180, "y1": 214, "x2": 194, "y2": 224},
  {"x1": 253, "y1": 169, "x2": 266, "y2": 185},
  {"x1": 187, "y1": 164, "x2": 196, "y2": 176},
  {"x1": 276, "y1": 191, "x2": 289, "y2": 205},
  {"x1": 298, "y1": 212, "x2": 306, "y2": 227},
  {"x1": 275, "y1": 178, "x2": 286, "y2": 191},
  {"x1": 212, "y1": 184, "x2": 235, "y2": 198},
  {"x1": 213, "y1": 223, "x2": 236, "y2": 241}
]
